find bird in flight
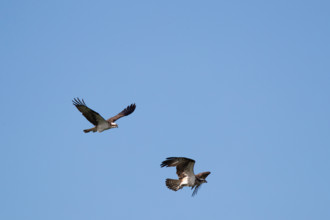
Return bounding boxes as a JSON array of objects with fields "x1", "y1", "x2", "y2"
[
  {"x1": 160, "y1": 157, "x2": 211, "y2": 196},
  {"x1": 72, "y1": 98, "x2": 136, "y2": 133}
]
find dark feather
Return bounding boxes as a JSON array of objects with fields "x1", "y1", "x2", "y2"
[
  {"x1": 72, "y1": 98, "x2": 106, "y2": 125},
  {"x1": 160, "y1": 157, "x2": 195, "y2": 167},
  {"x1": 165, "y1": 179, "x2": 181, "y2": 191},
  {"x1": 107, "y1": 103, "x2": 136, "y2": 122},
  {"x1": 195, "y1": 171, "x2": 211, "y2": 179},
  {"x1": 192, "y1": 184, "x2": 202, "y2": 197},
  {"x1": 160, "y1": 157, "x2": 195, "y2": 179}
]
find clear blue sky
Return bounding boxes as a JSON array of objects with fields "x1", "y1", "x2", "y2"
[{"x1": 1, "y1": 1, "x2": 329, "y2": 219}]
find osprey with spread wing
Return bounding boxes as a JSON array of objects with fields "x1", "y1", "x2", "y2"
[
  {"x1": 161, "y1": 157, "x2": 211, "y2": 196},
  {"x1": 73, "y1": 98, "x2": 136, "y2": 133}
]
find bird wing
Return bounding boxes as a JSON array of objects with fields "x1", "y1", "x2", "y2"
[
  {"x1": 72, "y1": 98, "x2": 107, "y2": 126},
  {"x1": 195, "y1": 171, "x2": 211, "y2": 179},
  {"x1": 107, "y1": 103, "x2": 136, "y2": 123},
  {"x1": 160, "y1": 157, "x2": 196, "y2": 179},
  {"x1": 191, "y1": 172, "x2": 211, "y2": 196},
  {"x1": 191, "y1": 184, "x2": 202, "y2": 196}
]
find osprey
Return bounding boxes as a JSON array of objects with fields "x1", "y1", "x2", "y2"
[
  {"x1": 72, "y1": 98, "x2": 136, "y2": 133},
  {"x1": 161, "y1": 157, "x2": 211, "y2": 196}
]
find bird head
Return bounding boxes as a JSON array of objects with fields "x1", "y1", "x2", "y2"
[
  {"x1": 196, "y1": 171, "x2": 211, "y2": 184},
  {"x1": 196, "y1": 177, "x2": 207, "y2": 184},
  {"x1": 110, "y1": 122, "x2": 118, "y2": 128}
]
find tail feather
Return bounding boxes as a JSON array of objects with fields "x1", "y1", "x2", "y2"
[
  {"x1": 83, "y1": 127, "x2": 97, "y2": 133},
  {"x1": 166, "y1": 179, "x2": 181, "y2": 191}
]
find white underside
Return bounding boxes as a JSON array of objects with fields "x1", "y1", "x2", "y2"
[
  {"x1": 179, "y1": 162, "x2": 196, "y2": 187},
  {"x1": 180, "y1": 175, "x2": 196, "y2": 187},
  {"x1": 97, "y1": 121, "x2": 111, "y2": 132}
]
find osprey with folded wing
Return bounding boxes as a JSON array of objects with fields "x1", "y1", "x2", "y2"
[{"x1": 161, "y1": 157, "x2": 211, "y2": 196}]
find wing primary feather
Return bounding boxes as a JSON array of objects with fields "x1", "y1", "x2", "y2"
[
  {"x1": 192, "y1": 184, "x2": 202, "y2": 197},
  {"x1": 160, "y1": 157, "x2": 195, "y2": 168},
  {"x1": 107, "y1": 103, "x2": 136, "y2": 122},
  {"x1": 72, "y1": 97, "x2": 106, "y2": 126}
]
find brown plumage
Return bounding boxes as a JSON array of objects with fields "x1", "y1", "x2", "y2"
[
  {"x1": 161, "y1": 157, "x2": 211, "y2": 196},
  {"x1": 72, "y1": 98, "x2": 136, "y2": 133}
]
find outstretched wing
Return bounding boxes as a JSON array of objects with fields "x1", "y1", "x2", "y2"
[
  {"x1": 107, "y1": 103, "x2": 136, "y2": 122},
  {"x1": 160, "y1": 157, "x2": 195, "y2": 179},
  {"x1": 72, "y1": 98, "x2": 107, "y2": 125}
]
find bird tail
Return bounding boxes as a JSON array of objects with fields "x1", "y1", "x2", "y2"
[
  {"x1": 166, "y1": 179, "x2": 181, "y2": 191},
  {"x1": 83, "y1": 127, "x2": 97, "y2": 133}
]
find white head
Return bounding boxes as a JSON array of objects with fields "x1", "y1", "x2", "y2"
[{"x1": 110, "y1": 122, "x2": 118, "y2": 128}]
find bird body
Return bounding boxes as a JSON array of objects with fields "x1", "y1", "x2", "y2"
[
  {"x1": 161, "y1": 157, "x2": 211, "y2": 196},
  {"x1": 72, "y1": 98, "x2": 136, "y2": 133},
  {"x1": 181, "y1": 175, "x2": 195, "y2": 186},
  {"x1": 85, "y1": 121, "x2": 116, "y2": 133}
]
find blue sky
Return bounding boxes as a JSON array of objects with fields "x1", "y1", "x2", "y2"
[{"x1": 1, "y1": 0, "x2": 329, "y2": 219}]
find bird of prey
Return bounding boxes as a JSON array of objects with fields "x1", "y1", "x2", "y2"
[
  {"x1": 72, "y1": 98, "x2": 136, "y2": 133},
  {"x1": 160, "y1": 157, "x2": 211, "y2": 196}
]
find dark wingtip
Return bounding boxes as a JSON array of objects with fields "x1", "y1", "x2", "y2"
[
  {"x1": 72, "y1": 97, "x2": 86, "y2": 107},
  {"x1": 160, "y1": 161, "x2": 167, "y2": 168},
  {"x1": 72, "y1": 97, "x2": 78, "y2": 105},
  {"x1": 166, "y1": 157, "x2": 176, "y2": 160},
  {"x1": 123, "y1": 103, "x2": 136, "y2": 115},
  {"x1": 160, "y1": 157, "x2": 176, "y2": 168},
  {"x1": 160, "y1": 159, "x2": 169, "y2": 168},
  {"x1": 130, "y1": 103, "x2": 136, "y2": 111}
]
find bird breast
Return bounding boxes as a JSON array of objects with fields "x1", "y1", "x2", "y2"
[
  {"x1": 97, "y1": 121, "x2": 111, "y2": 132},
  {"x1": 181, "y1": 175, "x2": 196, "y2": 187}
]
